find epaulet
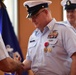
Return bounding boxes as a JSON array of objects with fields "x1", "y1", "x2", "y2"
[
  {"x1": 30, "y1": 29, "x2": 38, "y2": 37},
  {"x1": 55, "y1": 21, "x2": 67, "y2": 27}
]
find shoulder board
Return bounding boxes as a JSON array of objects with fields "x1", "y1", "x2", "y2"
[
  {"x1": 30, "y1": 29, "x2": 39, "y2": 37},
  {"x1": 55, "y1": 21, "x2": 67, "y2": 27}
]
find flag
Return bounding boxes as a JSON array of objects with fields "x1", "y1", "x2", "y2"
[
  {"x1": 1, "y1": 7, "x2": 24, "y2": 61},
  {"x1": 0, "y1": 7, "x2": 2, "y2": 33},
  {"x1": 0, "y1": 2, "x2": 28, "y2": 75}
]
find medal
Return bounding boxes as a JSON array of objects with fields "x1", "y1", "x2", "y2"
[
  {"x1": 44, "y1": 47, "x2": 48, "y2": 53},
  {"x1": 44, "y1": 42, "x2": 49, "y2": 47},
  {"x1": 44, "y1": 42, "x2": 49, "y2": 53},
  {"x1": 48, "y1": 47, "x2": 52, "y2": 52}
]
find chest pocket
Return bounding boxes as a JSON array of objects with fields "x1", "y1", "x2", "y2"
[
  {"x1": 28, "y1": 41, "x2": 37, "y2": 61},
  {"x1": 28, "y1": 42, "x2": 37, "y2": 49}
]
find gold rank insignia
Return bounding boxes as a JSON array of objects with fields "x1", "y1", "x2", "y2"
[{"x1": 48, "y1": 30, "x2": 58, "y2": 38}]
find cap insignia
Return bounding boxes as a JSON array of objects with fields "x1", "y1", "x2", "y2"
[
  {"x1": 66, "y1": 0, "x2": 71, "y2": 5},
  {"x1": 42, "y1": 5, "x2": 44, "y2": 8}
]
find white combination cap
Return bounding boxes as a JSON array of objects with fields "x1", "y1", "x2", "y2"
[
  {"x1": 61, "y1": 0, "x2": 76, "y2": 10},
  {"x1": 23, "y1": 0, "x2": 52, "y2": 18}
]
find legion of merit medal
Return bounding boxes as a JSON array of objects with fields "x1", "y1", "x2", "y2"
[{"x1": 44, "y1": 42, "x2": 49, "y2": 53}]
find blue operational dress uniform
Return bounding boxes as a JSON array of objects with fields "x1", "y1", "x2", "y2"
[{"x1": 26, "y1": 18, "x2": 76, "y2": 75}]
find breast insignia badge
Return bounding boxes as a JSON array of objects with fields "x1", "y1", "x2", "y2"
[{"x1": 48, "y1": 30, "x2": 58, "y2": 38}]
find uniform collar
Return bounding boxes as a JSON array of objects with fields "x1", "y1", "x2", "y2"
[
  {"x1": 35, "y1": 27, "x2": 49, "y2": 36},
  {"x1": 65, "y1": 20, "x2": 76, "y2": 33},
  {"x1": 34, "y1": 18, "x2": 56, "y2": 36},
  {"x1": 47, "y1": 18, "x2": 57, "y2": 31}
]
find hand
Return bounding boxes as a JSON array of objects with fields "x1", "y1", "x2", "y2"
[
  {"x1": 15, "y1": 70, "x2": 22, "y2": 75},
  {"x1": 15, "y1": 63, "x2": 25, "y2": 75}
]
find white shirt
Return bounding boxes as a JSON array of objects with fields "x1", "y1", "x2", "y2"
[
  {"x1": 26, "y1": 19, "x2": 76, "y2": 75},
  {"x1": 0, "y1": 33, "x2": 9, "y2": 61}
]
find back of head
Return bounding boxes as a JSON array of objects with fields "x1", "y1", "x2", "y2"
[
  {"x1": 23, "y1": 0, "x2": 52, "y2": 18},
  {"x1": 61, "y1": 0, "x2": 76, "y2": 10}
]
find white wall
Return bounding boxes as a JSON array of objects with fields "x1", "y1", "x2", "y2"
[{"x1": 4, "y1": 0, "x2": 18, "y2": 36}]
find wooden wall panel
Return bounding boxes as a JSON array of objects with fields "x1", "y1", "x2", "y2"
[{"x1": 18, "y1": 0, "x2": 35, "y2": 59}]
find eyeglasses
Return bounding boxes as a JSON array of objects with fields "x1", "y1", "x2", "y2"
[{"x1": 29, "y1": 9, "x2": 45, "y2": 20}]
